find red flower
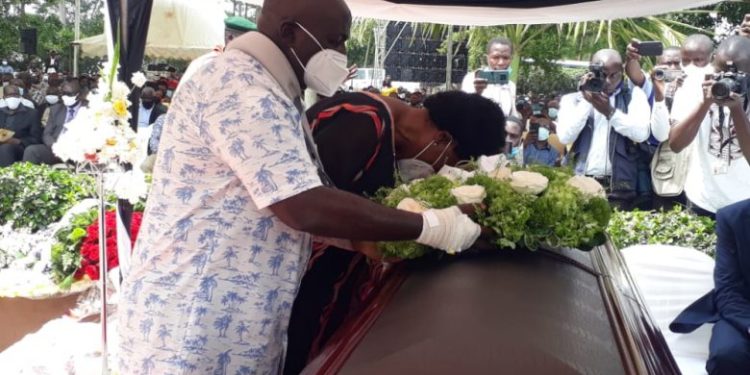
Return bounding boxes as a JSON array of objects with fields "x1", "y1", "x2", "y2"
[{"x1": 75, "y1": 211, "x2": 144, "y2": 281}]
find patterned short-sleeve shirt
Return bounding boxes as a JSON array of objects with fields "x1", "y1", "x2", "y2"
[{"x1": 118, "y1": 48, "x2": 322, "y2": 375}]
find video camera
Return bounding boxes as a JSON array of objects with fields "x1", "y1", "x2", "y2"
[
  {"x1": 654, "y1": 69, "x2": 683, "y2": 83},
  {"x1": 581, "y1": 63, "x2": 605, "y2": 93},
  {"x1": 711, "y1": 64, "x2": 749, "y2": 101}
]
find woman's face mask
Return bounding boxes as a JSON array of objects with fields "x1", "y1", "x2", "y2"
[
  {"x1": 289, "y1": 22, "x2": 349, "y2": 97},
  {"x1": 397, "y1": 138, "x2": 453, "y2": 182}
]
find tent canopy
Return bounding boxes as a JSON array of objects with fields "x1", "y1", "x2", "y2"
[
  {"x1": 76, "y1": 0, "x2": 224, "y2": 60},
  {"x1": 244, "y1": 0, "x2": 720, "y2": 26}
]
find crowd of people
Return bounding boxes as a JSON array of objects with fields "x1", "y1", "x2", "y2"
[{"x1": 2, "y1": 0, "x2": 750, "y2": 373}]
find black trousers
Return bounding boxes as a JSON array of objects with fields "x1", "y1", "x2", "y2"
[{"x1": 0, "y1": 143, "x2": 24, "y2": 167}]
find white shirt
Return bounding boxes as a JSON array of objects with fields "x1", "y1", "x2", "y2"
[
  {"x1": 669, "y1": 76, "x2": 750, "y2": 213},
  {"x1": 137, "y1": 103, "x2": 154, "y2": 128},
  {"x1": 557, "y1": 86, "x2": 651, "y2": 176},
  {"x1": 461, "y1": 70, "x2": 517, "y2": 117},
  {"x1": 118, "y1": 33, "x2": 323, "y2": 374}
]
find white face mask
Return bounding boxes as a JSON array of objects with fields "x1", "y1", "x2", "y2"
[
  {"x1": 18, "y1": 88, "x2": 24, "y2": 96},
  {"x1": 397, "y1": 139, "x2": 453, "y2": 182},
  {"x1": 1, "y1": 60, "x2": 7, "y2": 65},
  {"x1": 45, "y1": 95, "x2": 59, "y2": 105},
  {"x1": 289, "y1": 22, "x2": 349, "y2": 97},
  {"x1": 537, "y1": 127, "x2": 550, "y2": 142},
  {"x1": 547, "y1": 108, "x2": 558, "y2": 120},
  {"x1": 5, "y1": 97, "x2": 21, "y2": 110},
  {"x1": 62, "y1": 95, "x2": 78, "y2": 107},
  {"x1": 683, "y1": 64, "x2": 715, "y2": 78}
]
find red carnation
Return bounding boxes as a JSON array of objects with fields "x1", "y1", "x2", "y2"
[{"x1": 75, "y1": 211, "x2": 144, "y2": 281}]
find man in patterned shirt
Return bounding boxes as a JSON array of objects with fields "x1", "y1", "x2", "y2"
[{"x1": 118, "y1": 0, "x2": 483, "y2": 374}]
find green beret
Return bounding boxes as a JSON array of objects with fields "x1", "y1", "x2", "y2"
[{"x1": 224, "y1": 16, "x2": 257, "y2": 32}]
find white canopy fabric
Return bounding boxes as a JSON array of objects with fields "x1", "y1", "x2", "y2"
[
  {"x1": 243, "y1": 0, "x2": 720, "y2": 26},
  {"x1": 76, "y1": 0, "x2": 225, "y2": 60}
]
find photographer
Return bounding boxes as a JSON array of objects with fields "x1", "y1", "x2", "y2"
[
  {"x1": 625, "y1": 41, "x2": 683, "y2": 108},
  {"x1": 461, "y1": 37, "x2": 517, "y2": 117},
  {"x1": 557, "y1": 49, "x2": 650, "y2": 210},
  {"x1": 668, "y1": 36, "x2": 750, "y2": 217},
  {"x1": 524, "y1": 116, "x2": 559, "y2": 167}
]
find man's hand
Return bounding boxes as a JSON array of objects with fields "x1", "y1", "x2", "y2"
[
  {"x1": 586, "y1": 92, "x2": 613, "y2": 117},
  {"x1": 740, "y1": 14, "x2": 750, "y2": 38},
  {"x1": 717, "y1": 92, "x2": 745, "y2": 112},
  {"x1": 626, "y1": 39, "x2": 642, "y2": 62},
  {"x1": 1, "y1": 138, "x2": 21, "y2": 145},
  {"x1": 417, "y1": 207, "x2": 481, "y2": 254},
  {"x1": 578, "y1": 72, "x2": 594, "y2": 92}
]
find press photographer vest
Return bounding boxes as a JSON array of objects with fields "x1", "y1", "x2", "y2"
[{"x1": 570, "y1": 84, "x2": 639, "y2": 197}]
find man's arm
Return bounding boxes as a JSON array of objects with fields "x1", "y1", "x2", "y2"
[
  {"x1": 609, "y1": 87, "x2": 650, "y2": 143},
  {"x1": 728, "y1": 97, "x2": 750, "y2": 165},
  {"x1": 713, "y1": 200, "x2": 750, "y2": 336},
  {"x1": 668, "y1": 79, "x2": 711, "y2": 153},
  {"x1": 625, "y1": 40, "x2": 647, "y2": 88},
  {"x1": 42, "y1": 108, "x2": 58, "y2": 147},
  {"x1": 270, "y1": 186, "x2": 422, "y2": 241},
  {"x1": 556, "y1": 93, "x2": 592, "y2": 145}
]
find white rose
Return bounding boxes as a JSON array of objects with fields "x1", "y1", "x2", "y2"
[
  {"x1": 438, "y1": 165, "x2": 475, "y2": 183},
  {"x1": 396, "y1": 198, "x2": 428, "y2": 213},
  {"x1": 567, "y1": 176, "x2": 606, "y2": 199},
  {"x1": 131, "y1": 71, "x2": 148, "y2": 88},
  {"x1": 510, "y1": 171, "x2": 549, "y2": 195},
  {"x1": 488, "y1": 167, "x2": 512, "y2": 181},
  {"x1": 451, "y1": 185, "x2": 486, "y2": 204}
]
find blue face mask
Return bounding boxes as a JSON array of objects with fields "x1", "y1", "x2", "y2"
[
  {"x1": 509, "y1": 146, "x2": 520, "y2": 159},
  {"x1": 538, "y1": 127, "x2": 550, "y2": 142},
  {"x1": 547, "y1": 108, "x2": 558, "y2": 120}
]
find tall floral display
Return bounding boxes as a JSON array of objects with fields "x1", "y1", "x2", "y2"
[{"x1": 52, "y1": 48, "x2": 146, "y2": 373}]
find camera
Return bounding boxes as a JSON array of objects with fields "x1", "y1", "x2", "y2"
[
  {"x1": 516, "y1": 96, "x2": 530, "y2": 112},
  {"x1": 654, "y1": 69, "x2": 682, "y2": 83},
  {"x1": 711, "y1": 65, "x2": 749, "y2": 100},
  {"x1": 581, "y1": 63, "x2": 605, "y2": 93}
]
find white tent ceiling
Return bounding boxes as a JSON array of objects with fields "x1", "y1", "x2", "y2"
[
  {"x1": 75, "y1": 0, "x2": 225, "y2": 60},
  {"x1": 243, "y1": 0, "x2": 720, "y2": 26}
]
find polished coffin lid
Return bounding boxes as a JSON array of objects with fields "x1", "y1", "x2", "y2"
[{"x1": 304, "y1": 243, "x2": 679, "y2": 375}]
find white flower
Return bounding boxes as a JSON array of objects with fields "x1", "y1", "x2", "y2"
[
  {"x1": 567, "y1": 176, "x2": 606, "y2": 199},
  {"x1": 114, "y1": 170, "x2": 150, "y2": 205},
  {"x1": 451, "y1": 185, "x2": 486, "y2": 204},
  {"x1": 488, "y1": 167, "x2": 512, "y2": 181},
  {"x1": 396, "y1": 198, "x2": 428, "y2": 214},
  {"x1": 509, "y1": 171, "x2": 549, "y2": 195},
  {"x1": 438, "y1": 165, "x2": 474, "y2": 183},
  {"x1": 131, "y1": 71, "x2": 147, "y2": 88}
]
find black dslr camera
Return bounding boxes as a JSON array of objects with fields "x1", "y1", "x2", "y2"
[
  {"x1": 711, "y1": 64, "x2": 749, "y2": 100},
  {"x1": 581, "y1": 63, "x2": 606, "y2": 93}
]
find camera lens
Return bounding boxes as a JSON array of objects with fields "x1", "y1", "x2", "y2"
[
  {"x1": 654, "y1": 69, "x2": 665, "y2": 81},
  {"x1": 711, "y1": 81, "x2": 731, "y2": 100}
]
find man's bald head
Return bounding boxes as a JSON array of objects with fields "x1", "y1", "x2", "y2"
[
  {"x1": 714, "y1": 35, "x2": 750, "y2": 73},
  {"x1": 682, "y1": 34, "x2": 714, "y2": 67},
  {"x1": 591, "y1": 49, "x2": 624, "y2": 95},
  {"x1": 258, "y1": 0, "x2": 352, "y2": 90},
  {"x1": 592, "y1": 49, "x2": 623, "y2": 66}
]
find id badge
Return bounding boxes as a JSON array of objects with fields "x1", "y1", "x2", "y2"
[{"x1": 713, "y1": 161, "x2": 729, "y2": 175}]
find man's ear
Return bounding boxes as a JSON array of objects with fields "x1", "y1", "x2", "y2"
[
  {"x1": 279, "y1": 20, "x2": 298, "y2": 46},
  {"x1": 434, "y1": 130, "x2": 453, "y2": 145}
]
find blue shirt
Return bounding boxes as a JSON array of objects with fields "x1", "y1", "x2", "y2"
[{"x1": 524, "y1": 143, "x2": 559, "y2": 167}]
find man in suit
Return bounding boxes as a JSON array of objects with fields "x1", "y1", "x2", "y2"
[
  {"x1": 0, "y1": 85, "x2": 40, "y2": 167},
  {"x1": 23, "y1": 80, "x2": 84, "y2": 165},
  {"x1": 136, "y1": 86, "x2": 167, "y2": 129},
  {"x1": 671, "y1": 199, "x2": 750, "y2": 374}
]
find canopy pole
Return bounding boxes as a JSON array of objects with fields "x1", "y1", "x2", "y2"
[
  {"x1": 445, "y1": 26, "x2": 453, "y2": 90},
  {"x1": 73, "y1": 0, "x2": 81, "y2": 76}
]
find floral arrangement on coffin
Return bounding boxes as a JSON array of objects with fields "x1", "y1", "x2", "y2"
[
  {"x1": 375, "y1": 165, "x2": 612, "y2": 260},
  {"x1": 51, "y1": 209, "x2": 144, "y2": 289},
  {"x1": 52, "y1": 45, "x2": 146, "y2": 169}
]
